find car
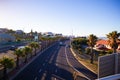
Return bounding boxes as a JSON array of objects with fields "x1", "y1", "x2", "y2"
[
  {"x1": 66, "y1": 45, "x2": 71, "y2": 48},
  {"x1": 10, "y1": 45, "x2": 16, "y2": 50},
  {"x1": 59, "y1": 42, "x2": 63, "y2": 45},
  {"x1": 59, "y1": 42, "x2": 65, "y2": 46}
]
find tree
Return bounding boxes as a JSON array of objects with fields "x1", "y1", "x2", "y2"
[
  {"x1": 29, "y1": 42, "x2": 39, "y2": 56},
  {"x1": 14, "y1": 49, "x2": 24, "y2": 69},
  {"x1": 106, "y1": 31, "x2": 120, "y2": 53},
  {"x1": 23, "y1": 46, "x2": 32, "y2": 63},
  {"x1": 7, "y1": 29, "x2": 15, "y2": 35},
  {"x1": 72, "y1": 38, "x2": 88, "y2": 49},
  {"x1": 87, "y1": 34, "x2": 98, "y2": 64},
  {"x1": 0, "y1": 56, "x2": 14, "y2": 80}
]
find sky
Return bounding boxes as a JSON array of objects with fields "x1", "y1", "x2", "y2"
[{"x1": 0, "y1": 0, "x2": 120, "y2": 37}]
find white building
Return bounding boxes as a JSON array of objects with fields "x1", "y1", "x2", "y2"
[
  {"x1": 0, "y1": 28, "x2": 8, "y2": 33},
  {"x1": 43, "y1": 32, "x2": 54, "y2": 37},
  {"x1": 16, "y1": 30, "x2": 24, "y2": 34}
]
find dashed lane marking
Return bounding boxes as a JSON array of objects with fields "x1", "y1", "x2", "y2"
[
  {"x1": 56, "y1": 63, "x2": 58, "y2": 66},
  {"x1": 54, "y1": 78, "x2": 57, "y2": 80},
  {"x1": 43, "y1": 63, "x2": 45, "y2": 66},
  {"x1": 39, "y1": 69, "x2": 42, "y2": 73},
  {"x1": 55, "y1": 69, "x2": 57, "y2": 73}
]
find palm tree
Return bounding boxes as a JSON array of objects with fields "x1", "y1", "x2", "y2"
[
  {"x1": 14, "y1": 49, "x2": 24, "y2": 69},
  {"x1": 0, "y1": 56, "x2": 14, "y2": 80},
  {"x1": 87, "y1": 34, "x2": 98, "y2": 64},
  {"x1": 23, "y1": 46, "x2": 32, "y2": 63},
  {"x1": 29, "y1": 42, "x2": 39, "y2": 56},
  {"x1": 106, "y1": 31, "x2": 120, "y2": 53},
  {"x1": 29, "y1": 48, "x2": 33, "y2": 58}
]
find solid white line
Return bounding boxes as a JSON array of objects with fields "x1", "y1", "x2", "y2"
[{"x1": 64, "y1": 46, "x2": 91, "y2": 80}]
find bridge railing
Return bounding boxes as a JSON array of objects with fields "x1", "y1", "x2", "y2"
[{"x1": 96, "y1": 74, "x2": 120, "y2": 80}]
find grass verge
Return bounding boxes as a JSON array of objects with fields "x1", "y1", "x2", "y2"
[{"x1": 71, "y1": 48, "x2": 98, "y2": 74}]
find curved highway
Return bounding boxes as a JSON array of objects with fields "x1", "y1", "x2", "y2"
[{"x1": 12, "y1": 40, "x2": 97, "y2": 80}]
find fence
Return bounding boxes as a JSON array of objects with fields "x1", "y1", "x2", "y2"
[{"x1": 98, "y1": 53, "x2": 120, "y2": 78}]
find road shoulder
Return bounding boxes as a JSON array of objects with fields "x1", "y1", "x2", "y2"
[{"x1": 70, "y1": 48, "x2": 98, "y2": 74}]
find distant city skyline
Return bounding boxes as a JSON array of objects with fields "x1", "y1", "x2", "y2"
[{"x1": 0, "y1": 0, "x2": 120, "y2": 37}]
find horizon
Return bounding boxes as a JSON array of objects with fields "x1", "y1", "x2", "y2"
[
  {"x1": 0, "y1": 0, "x2": 120, "y2": 37},
  {"x1": 0, "y1": 27, "x2": 114, "y2": 38}
]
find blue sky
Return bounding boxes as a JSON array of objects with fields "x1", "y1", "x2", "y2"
[{"x1": 0, "y1": 0, "x2": 120, "y2": 37}]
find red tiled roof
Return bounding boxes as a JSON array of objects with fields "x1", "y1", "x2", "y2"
[
  {"x1": 96, "y1": 40, "x2": 109, "y2": 45},
  {"x1": 98, "y1": 47, "x2": 110, "y2": 51}
]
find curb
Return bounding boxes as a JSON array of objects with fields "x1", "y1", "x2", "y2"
[
  {"x1": 65, "y1": 47, "x2": 91, "y2": 80},
  {"x1": 70, "y1": 48, "x2": 97, "y2": 75}
]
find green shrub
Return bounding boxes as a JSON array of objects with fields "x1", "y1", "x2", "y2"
[{"x1": 107, "y1": 50, "x2": 113, "y2": 54}]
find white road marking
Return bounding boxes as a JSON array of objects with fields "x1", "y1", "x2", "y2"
[
  {"x1": 56, "y1": 63, "x2": 58, "y2": 66},
  {"x1": 55, "y1": 69, "x2": 57, "y2": 73},
  {"x1": 65, "y1": 47, "x2": 91, "y2": 80},
  {"x1": 54, "y1": 78, "x2": 56, "y2": 80},
  {"x1": 34, "y1": 77, "x2": 38, "y2": 80},
  {"x1": 39, "y1": 69, "x2": 42, "y2": 73},
  {"x1": 41, "y1": 72, "x2": 46, "y2": 80},
  {"x1": 43, "y1": 63, "x2": 45, "y2": 66}
]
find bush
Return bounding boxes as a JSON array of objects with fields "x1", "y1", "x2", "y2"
[
  {"x1": 107, "y1": 50, "x2": 113, "y2": 54},
  {"x1": 101, "y1": 51, "x2": 106, "y2": 55}
]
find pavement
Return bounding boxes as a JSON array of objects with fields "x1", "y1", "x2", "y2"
[{"x1": 7, "y1": 40, "x2": 97, "y2": 80}]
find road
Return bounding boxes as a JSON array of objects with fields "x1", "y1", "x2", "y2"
[
  {"x1": 0, "y1": 42, "x2": 27, "y2": 53},
  {"x1": 65, "y1": 41, "x2": 97, "y2": 80},
  {"x1": 12, "y1": 40, "x2": 97, "y2": 80}
]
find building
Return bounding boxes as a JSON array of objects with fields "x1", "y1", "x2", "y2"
[
  {"x1": 43, "y1": 32, "x2": 54, "y2": 37},
  {"x1": 0, "y1": 28, "x2": 8, "y2": 33},
  {"x1": 0, "y1": 33, "x2": 15, "y2": 44},
  {"x1": 55, "y1": 33, "x2": 62, "y2": 37},
  {"x1": 95, "y1": 39, "x2": 120, "y2": 51},
  {"x1": 95, "y1": 40, "x2": 111, "y2": 49},
  {"x1": 16, "y1": 30, "x2": 24, "y2": 34}
]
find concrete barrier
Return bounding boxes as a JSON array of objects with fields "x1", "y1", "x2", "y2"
[{"x1": 98, "y1": 53, "x2": 120, "y2": 78}]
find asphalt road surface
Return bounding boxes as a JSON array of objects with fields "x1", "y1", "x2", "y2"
[{"x1": 12, "y1": 41, "x2": 97, "y2": 80}]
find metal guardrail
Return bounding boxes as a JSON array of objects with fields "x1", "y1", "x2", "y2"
[{"x1": 96, "y1": 74, "x2": 120, "y2": 80}]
